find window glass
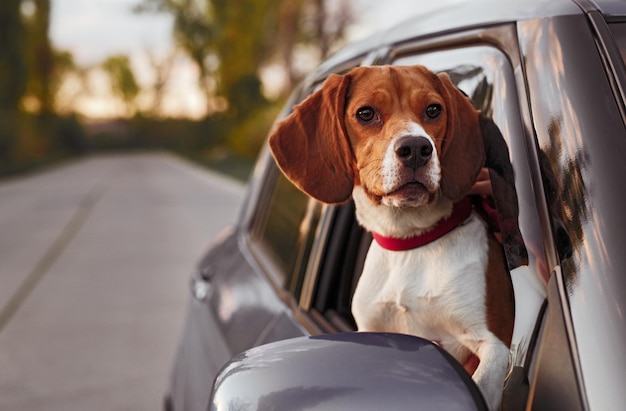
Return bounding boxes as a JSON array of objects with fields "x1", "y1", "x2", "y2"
[{"x1": 252, "y1": 170, "x2": 321, "y2": 297}]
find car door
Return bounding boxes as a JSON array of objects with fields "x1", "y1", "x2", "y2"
[
  {"x1": 168, "y1": 95, "x2": 326, "y2": 411},
  {"x1": 519, "y1": 12, "x2": 626, "y2": 410}
]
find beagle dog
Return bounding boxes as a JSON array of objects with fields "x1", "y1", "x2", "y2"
[{"x1": 269, "y1": 65, "x2": 514, "y2": 410}]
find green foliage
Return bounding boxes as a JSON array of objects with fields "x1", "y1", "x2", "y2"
[
  {"x1": 0, "y1": 0, "x2": 87, "y2": 176},
  {"x1": 0, "y1": 0, "x2": 30, "y2": 164},
  {"x1": 228, "y1": 101, "x2": 283, "y2": 160},
  {"x1": 0, "y1": 0, "x2": 27, "y2": 112},
  {"x1": 208, "y1": 0, "x2": 281, "y2": 95},
  {"x1": 23, "y1": 0, "x2": 53, "y2": 114},
  {"x1": 0, "y1": 111, "x2": 19, "y2": 160},
  {"x1": 225, "y1": 74, "x2": 269, "y2": 121}
]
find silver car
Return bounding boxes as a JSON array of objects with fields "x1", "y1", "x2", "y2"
[{"x1": 166, "y1": 0, "x2": 626, "y2": 409}]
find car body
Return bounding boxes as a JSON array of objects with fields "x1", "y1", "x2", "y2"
[{"x1": 166, "y1": 0, "x2": 626, "y2": 409}]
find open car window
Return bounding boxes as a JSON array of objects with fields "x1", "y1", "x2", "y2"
[{"x1": 250, "y1": 170, "x2": 323, "y2": 298}]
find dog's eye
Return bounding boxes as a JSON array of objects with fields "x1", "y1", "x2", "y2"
[
  {"x1": 356, "y1": 107, "x2": 376, "y2": 123},
  {"x1": 425, "y1": 104, "x2": 442, "y2": 120}
]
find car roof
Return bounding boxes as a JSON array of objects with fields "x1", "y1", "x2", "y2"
[{"x1": 313, "y1": 0, "x2": 626, "y2": 79}]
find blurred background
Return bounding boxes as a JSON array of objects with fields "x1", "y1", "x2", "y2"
[
  {"x1": 0, "y1": 0, "x2": 426, "y2": 182},
  {"x1": 1, "y1": 1, "x2": 466, "y2": 410}
]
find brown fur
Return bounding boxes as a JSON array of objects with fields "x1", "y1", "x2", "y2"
[{"x1": 269, "y1": 74, "x2": 355, "y2": 204}]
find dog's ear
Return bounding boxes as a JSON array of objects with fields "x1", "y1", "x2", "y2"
[
  {"x1": 437, "y1": 72, "x2": 485, "y2": 201},
  {"x1": 269, "y1": 74, "x2": 355, "y2": 204}
]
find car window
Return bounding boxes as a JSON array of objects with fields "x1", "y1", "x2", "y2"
[
  {"x1": 250, "y1": 63, "x2": 364, "y2": 307},
  {"x1": 251, "y1": 167, "x2": 322, "y2": 298}
]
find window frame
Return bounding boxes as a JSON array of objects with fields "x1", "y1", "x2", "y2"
[{"x1": 248, "y1": 169, "x2": 320, "y2": 293}]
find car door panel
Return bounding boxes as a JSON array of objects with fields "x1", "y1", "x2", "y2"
[
  {"x1": 527, "y1": 272, "x2": 584, "y2": 411},
  {"x1": 169, "y1": 228, "x2": 307, "y2": 411}
]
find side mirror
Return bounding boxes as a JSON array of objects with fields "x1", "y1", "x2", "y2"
[{"x1": 210, "y1": 332, "x2": 487, "y2": 410}]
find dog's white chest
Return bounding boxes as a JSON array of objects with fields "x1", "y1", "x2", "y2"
[{"x1": 352, "y1": 215, "x2": 489, "y2": 349}]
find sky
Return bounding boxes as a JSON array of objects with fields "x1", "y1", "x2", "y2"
[
  {"x1": 50, "y1": 0, "x2": 174, "y2": 66},
  {"x1": 48, "y1": 0, "x2": 459, "y2": 119}
]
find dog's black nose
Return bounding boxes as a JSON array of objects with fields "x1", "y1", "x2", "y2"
[{"x1": 394, "y1": 136, "x2": 433, "y2": 169}]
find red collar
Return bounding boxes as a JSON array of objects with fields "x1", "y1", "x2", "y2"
[{"x1": 371, "y1": 197, "x2": 473, "y2": 251}]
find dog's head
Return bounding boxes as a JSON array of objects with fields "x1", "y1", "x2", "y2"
[{"x1": 269, "y1": 65, "x2": 484, "y2": 207}]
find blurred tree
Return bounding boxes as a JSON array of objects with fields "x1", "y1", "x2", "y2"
[
  {"x1": 50, "y1": 50, "x2": 85, "y2": 114},
  {"x1": 102, "y1": 55, "x2": 141, "y2": 116},
  {"x1": 135, "y1": 0, "x2": 352, "y2": 160},
  {"x1": 136, "y1": 0, "x2": 216, "y2": 112},
  {"x1": 0, "y1": 0, "x2": 27, "y2": 112},
  {"x1": 209, "y1": 0, "x2": 277, "y2": 119},
  {"x1": 278, "y1": 0, "x2": 352, "y2": 90},
  {"x1": 145, "y1": 49, "x2": 177, "y2": 117},
  {"x1": 22, "y1": 0, "x2": 53, "y2": 115},
  {"x1": 0, "y1": 0, "x2": 27, "y2": 159},
  {"x1": 136, "y1": 0, "x2": 352, "y2": 114},
  {"x1": 0, "y1": 0, "x2": 88, "y2": 175},
  {"x1": 20, "y1": 0, "x2": 85, "y2": 117}
]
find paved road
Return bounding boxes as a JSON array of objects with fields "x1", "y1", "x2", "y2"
[{"x1": 0, "y1": 153, "x2": 246, "y2": 410}]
